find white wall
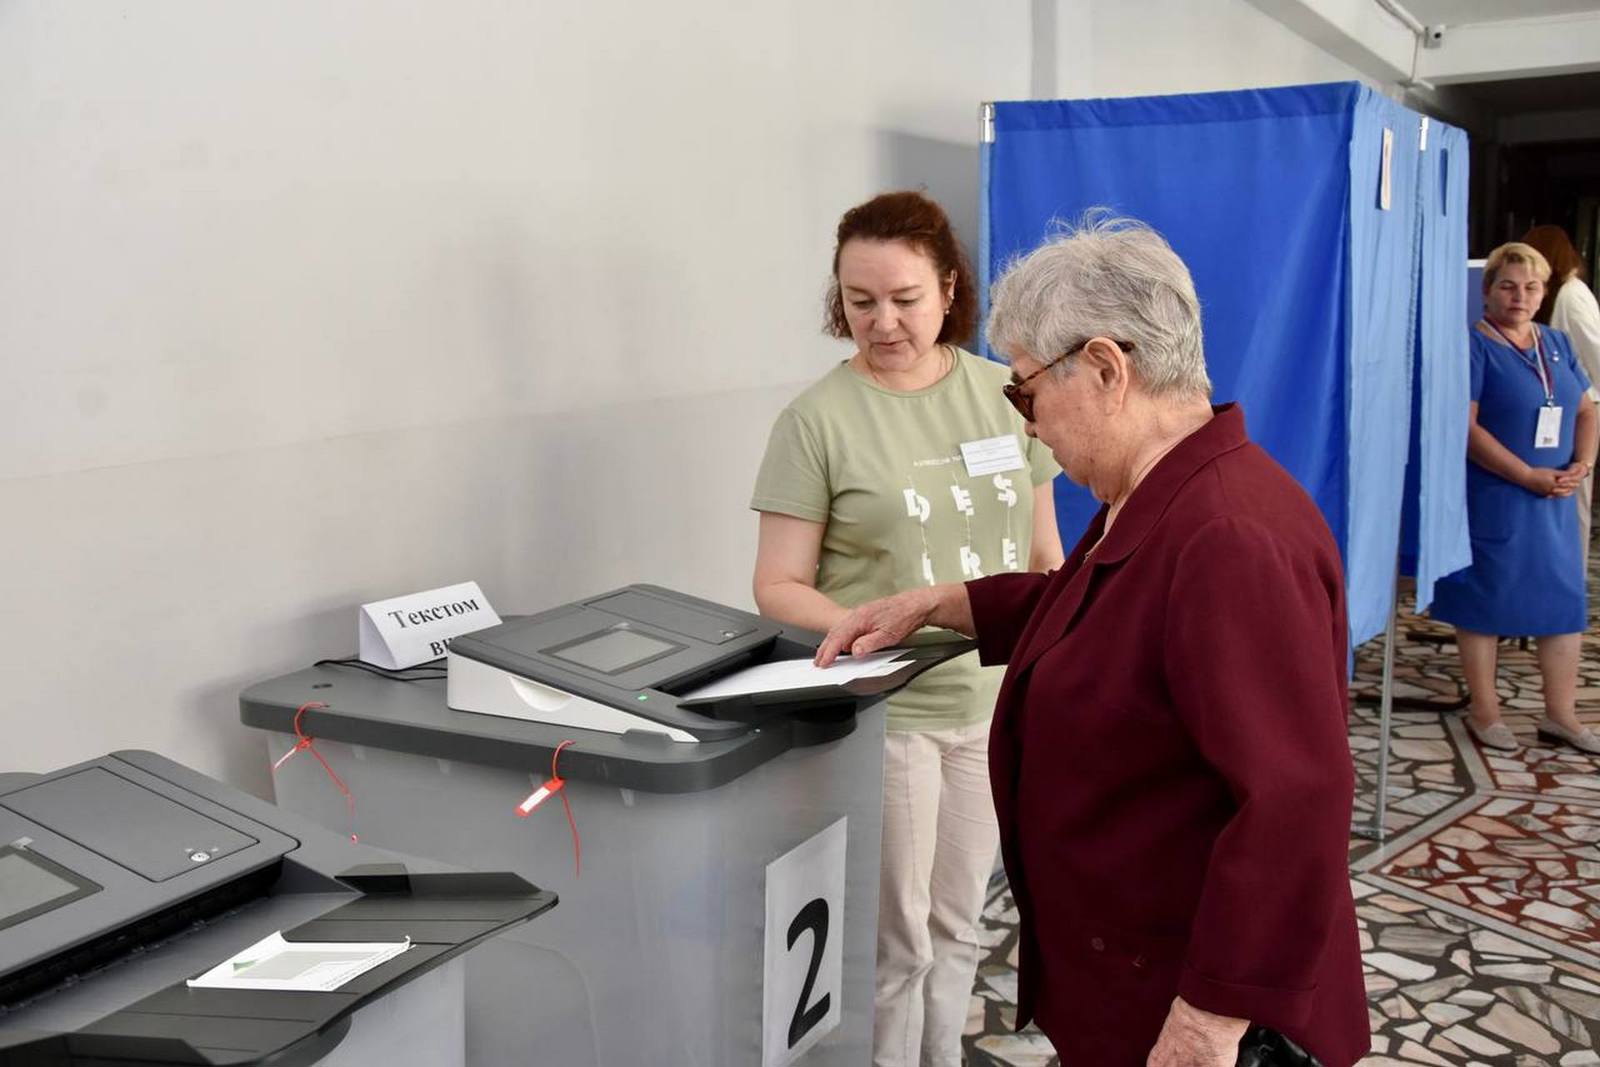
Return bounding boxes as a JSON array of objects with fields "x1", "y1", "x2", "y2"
[
  {"x1": 0, "y1": 0, "x2": 1028, "y2": 792},
  {"x1": 1, "y1": 0, "x2": 1368, "y2": 795},
  {"x1": 1045, "y1": 0, "x2": 1367, "y2": 100}
]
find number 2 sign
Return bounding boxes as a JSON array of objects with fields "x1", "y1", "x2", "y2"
[{"x1": 762, "y1": 817, "x2": 847, "y2": 1066}]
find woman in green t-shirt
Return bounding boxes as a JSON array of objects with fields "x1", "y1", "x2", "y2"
[{"x1": 750, "y1": 191, "x2": 1063, "y2": 1067}]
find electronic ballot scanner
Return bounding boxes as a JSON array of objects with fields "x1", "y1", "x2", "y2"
[
  {"x1": 444, "y1": 583, "x2": 969, "y2": 743},
  {"x1": 0, "y1": 750, "x2": 554, "y2": 1066},
  {"x1": 239, "y1": 583, "x2": 972, "y2": 1066}
]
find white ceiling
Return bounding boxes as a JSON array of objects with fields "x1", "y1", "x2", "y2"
[{"x1": 1400, "y1": 0, "x2": 1600, "y2": 26}]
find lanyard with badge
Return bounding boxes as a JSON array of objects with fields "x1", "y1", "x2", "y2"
[{"x1": 1484, "y1": 319, "x2": 1563, "y2": 449}]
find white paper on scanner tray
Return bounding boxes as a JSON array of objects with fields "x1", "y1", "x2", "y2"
[
  {"x1": 680, "y1": 649, "x2": 910, "y2": 701},
  {"x1": 186, "y1": 931, "x2": 411, "y2": 992}
]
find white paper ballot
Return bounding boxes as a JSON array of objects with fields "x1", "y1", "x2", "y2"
[
  {"x1": 187, "y1": 931, "x2": 411, "y2": 992},
  {"x1": 681, "y1": 650, "x2": 910, "y2": 702}
]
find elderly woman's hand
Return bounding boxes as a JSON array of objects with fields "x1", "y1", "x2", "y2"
[
  {"x1": 1145, "y1": 997, "x2": 1250, "y2": 1067},
  {"x1": 813, "y1": 588, "x2": 939, "y2": 667}
]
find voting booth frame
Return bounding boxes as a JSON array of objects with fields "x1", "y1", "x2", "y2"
[{"x1": 256, "y1": 703, "x2": 885, "y2": 1067}]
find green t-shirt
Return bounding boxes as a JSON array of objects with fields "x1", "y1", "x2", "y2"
[{"x1": 750, "y1": 347, "x2": 1061, "y2": 732}]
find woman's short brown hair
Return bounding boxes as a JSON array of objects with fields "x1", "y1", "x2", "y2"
[
  {"x1": 1521, "y1": 225, "x2": 1589, "y2": 324},
  {"x1": 824, "y1": 191, "x2": 978, "y2": 346}
]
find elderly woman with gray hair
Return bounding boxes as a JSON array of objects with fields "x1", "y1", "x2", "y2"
[{"x1": 816, "y1": 216, "x2": 1369, "y2": 1066}]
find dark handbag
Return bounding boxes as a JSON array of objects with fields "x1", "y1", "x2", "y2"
[{"x1": 1234, "y1": 1026, "x2": 1321, "y2": 1067}]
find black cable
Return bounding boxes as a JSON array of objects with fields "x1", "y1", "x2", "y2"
[{"x1": 312, "y1": 658, "x2": 447, "y2": 683}]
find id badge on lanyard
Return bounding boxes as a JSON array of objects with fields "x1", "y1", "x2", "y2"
[
  {"x1": 1536, "y1": 405, "x2": 1563, "y2": 449},
  {"x1": 1487, "y1": 321, "x2": 1562, "y2": 449}
]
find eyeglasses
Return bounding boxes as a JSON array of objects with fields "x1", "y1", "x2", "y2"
[{"x1": 1002, "y1": 338, "x2": 1135, "y2": 422}]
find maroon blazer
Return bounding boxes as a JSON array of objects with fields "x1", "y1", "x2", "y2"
[{"x1": 967, "y1": 404, "x2": 1368, "y2": 1067}]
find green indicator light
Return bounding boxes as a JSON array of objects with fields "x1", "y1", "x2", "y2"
[{"x1": 637, "y1": 694, "x2": 649, "y2": 701}]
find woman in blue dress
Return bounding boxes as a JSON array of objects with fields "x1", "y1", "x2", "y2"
[{"x1": 1433, "y1": 242, "x2": 1600, "y2": 754}]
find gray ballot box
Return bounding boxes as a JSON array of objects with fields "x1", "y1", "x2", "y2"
[
  {"x1": 240, "y1": 584, "x2": 970, "y2": 1067},
  {"x1": 0, "y1": 750, "x2": 555, "y2": 1067}
]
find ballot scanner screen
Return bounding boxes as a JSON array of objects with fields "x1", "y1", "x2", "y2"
[
  {"x1": 547, "y1": 628, "x2": 680, "y2": 674},
  {"x1": 0, "y1": 847, "x2": 98, "y2": 931}
]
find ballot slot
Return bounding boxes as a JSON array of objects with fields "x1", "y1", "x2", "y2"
[{"x1": 652, "y1": 640, "x2": 778, "y2": 700}]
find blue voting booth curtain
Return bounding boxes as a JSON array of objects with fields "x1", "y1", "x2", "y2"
[
  {"x1": 1402, "y1": 122, "x2": 1473, "y2": 610},
  {"x1": 981, "y1": 82, "x2": 1463, "y2": 647},
  {"x1": 1344, "y1": 89, "x2": 1423, "y2": 646}
]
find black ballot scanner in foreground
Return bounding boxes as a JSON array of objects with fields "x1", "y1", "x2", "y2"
[{"x1": 0, "y1": 750, "x2": 555, "y2": 1066}]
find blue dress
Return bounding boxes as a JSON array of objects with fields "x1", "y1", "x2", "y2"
[{"x1": 1432, "y1": 324, "x2": 1591, "y2": 635}]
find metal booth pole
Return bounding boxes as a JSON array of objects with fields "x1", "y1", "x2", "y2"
[{"x1": 1354, "y1": 570, "x2": 1400, "y2": 842}]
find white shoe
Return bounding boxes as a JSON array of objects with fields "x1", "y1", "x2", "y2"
[
  {"x1": 1535, "y1": 717, "x2": 1600, "y2": 755},
  {"x1": 1466, "y1": 718, "x2": 1519, "y2": 750}
]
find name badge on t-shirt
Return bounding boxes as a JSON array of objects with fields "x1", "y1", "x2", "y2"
[
  {"x1": 1536, "y1": 405, "x2": 1563, "y2": 449},
  {"x1": 960, "y1": 434, "x2": 1025, "y2": 477}
]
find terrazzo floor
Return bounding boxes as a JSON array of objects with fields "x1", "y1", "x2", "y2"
[{"x1": 962, "y1": 578, "x2": 1600, "y2": 1066}]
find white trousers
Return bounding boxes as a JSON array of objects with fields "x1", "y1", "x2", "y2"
[{"x1": 873, "y1": 722, "x2": 1000, "y2": 1067}]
